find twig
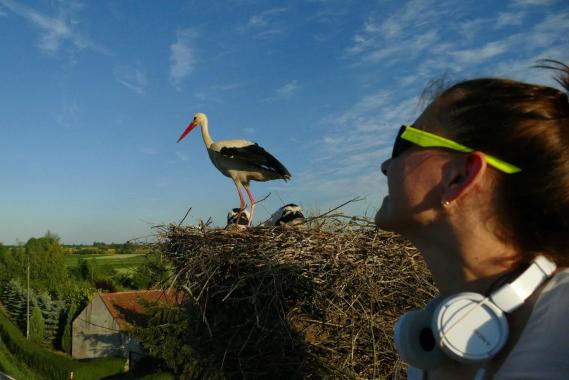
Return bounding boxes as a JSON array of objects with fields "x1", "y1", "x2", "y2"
[
  {"x1": 255, "y1": 192, "x2": 271, "y2": 204},
  {"x1": 178, "y1": 207, "x2": 192, "y2": 226},
  {"x1": 301, "y1": 197, "x2": 365, "y2": 226}
]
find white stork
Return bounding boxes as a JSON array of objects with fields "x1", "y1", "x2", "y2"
[
  {"x1": 226, "y1": 208, "x2": 250, "y2": 230},
  {"x1": 177, "y1": 112, "x2": 291, "y2": 226},
  {"x1": 263, "y1": 203, "x2": 306, "y2": 226}
]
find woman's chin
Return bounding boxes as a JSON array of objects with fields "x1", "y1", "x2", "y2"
[{"x1": 375, "y1": 197, "x2": 394, "y2": 231}]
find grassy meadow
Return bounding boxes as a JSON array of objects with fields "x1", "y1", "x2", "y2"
[{"x1": 65, "y1": 252, "x2": 148, "y2": 274}]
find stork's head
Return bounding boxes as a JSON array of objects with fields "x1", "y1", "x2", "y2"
[
  {"x1": 226, "y1": 208, "x2": 250, "y2": 227},
  {"x1": 177, "y1": 112, "x2": 208, "y2": 143},
  {"x1": 264, "y1": 203, "x2": 305, "y2": 226}
]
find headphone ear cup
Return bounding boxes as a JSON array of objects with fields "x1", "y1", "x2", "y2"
[
  {"x1": 394, "y1": 309, "x2": 447, "y2": 370},
  {"x1": 431, "y1": 292, "x2": 509, "y2": 363}
]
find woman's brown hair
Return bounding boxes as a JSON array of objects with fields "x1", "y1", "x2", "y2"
[{"x1": 438, "y1": 60, "x2": 569, "y2": 265}]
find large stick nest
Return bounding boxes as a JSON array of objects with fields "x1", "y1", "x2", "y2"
[{"x1": 158, "y1": 219, "x2": 437, "y2": 379}]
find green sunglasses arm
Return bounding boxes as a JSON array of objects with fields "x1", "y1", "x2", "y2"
[{"x1": 401, "y1": 126, "x2": 522, "y2": 174}]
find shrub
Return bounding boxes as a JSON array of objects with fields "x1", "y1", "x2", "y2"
[
  {"x1": 0, "y1": 311, "x2": 125, "y2": 379},
  {"x1": 93, "y1": 276, "x2": 118, "y2": 293},
  {"x1": 78, "y1": 258, "x2": 95, "y2": 281}
]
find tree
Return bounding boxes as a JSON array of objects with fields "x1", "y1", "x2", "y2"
[
  {"x1": 131, "y1": 252, "x2": 172, "y2": 289},
  {"x1": 44, "y1": 230, "x2": 61, "y2": 243},
  {"x1": 26, "y1": 236, "x2": 67, "y2": 293},
  {"x1": 78, "y1": 258, "x2": 94, "y2": 282},
  {"x1": 36, "y1": 292, "x2": 66, "y2": 348},
  {"x1": 118, "y1": 241, "x2": 135, "y2": 255},
  {"x1": 29, "y1": 304, "x2": 45, "y2": 344},
  {"x1": 0, "y1": 245, "x2": 26, "y2": 286},
  {"x1": 133, "y1": 304, "x2": 222, "y2": 379},
  {"x1": 0, "y1": 279, "x2": 29, "y2": 331},
  {"x1": 61, "y1": 302, "x2": 77, "y2": 354},
  {"x1": 54, "y1": 280, "x2": 94, "y2": 310}
]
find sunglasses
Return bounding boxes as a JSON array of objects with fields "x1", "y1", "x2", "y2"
[{"x1": 392, "y1": 125, "x2": 522, "y2": 174}]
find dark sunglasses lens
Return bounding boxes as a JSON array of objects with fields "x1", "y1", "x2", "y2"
[{"x1": 391, "y1": 126, "x2": 413, "y2": 158}]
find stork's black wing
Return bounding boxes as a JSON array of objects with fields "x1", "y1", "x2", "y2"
[{"x1": 219, "y1": 143, "x2": 291, "y2": 179}]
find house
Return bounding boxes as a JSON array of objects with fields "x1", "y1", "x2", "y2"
[{"x1": 72, "y1": 289, "x2": 183, "y2": 366}]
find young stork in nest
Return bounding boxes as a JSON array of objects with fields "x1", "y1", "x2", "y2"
[
  {"x1": 226, "y1": 208, "x2": 250, "y2": 230},
  {"x1": 263, "y1": 203, "x2": 306, "y2": 226},
  {"x1": 177, "y1": 113, "x2": 291, "y2": 226}
]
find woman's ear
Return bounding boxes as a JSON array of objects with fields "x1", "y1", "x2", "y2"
[{"x1": 442, "y1": 152, "x2": 487, "y2": 204}]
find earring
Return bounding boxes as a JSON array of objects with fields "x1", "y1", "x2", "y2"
[{"x1": 441, "y1": 199, "x2": 450, "y2": 207}]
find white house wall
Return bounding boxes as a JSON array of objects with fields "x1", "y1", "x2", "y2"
[{"x1": 72, "y1": 294, "x2": 125, "y2": 359}]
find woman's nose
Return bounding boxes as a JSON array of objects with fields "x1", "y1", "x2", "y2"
[{"x1": 381, "y1": 158, "x2": 392, "y2": 176}]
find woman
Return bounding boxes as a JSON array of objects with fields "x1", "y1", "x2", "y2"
[{"x1": 375, "y1": 60, "x2": 569, "y2": 380}]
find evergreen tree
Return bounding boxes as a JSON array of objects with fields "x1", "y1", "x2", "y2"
[
  {"x1": 29, "y1": 304, "x2": 46, "y2": 345},
  {"x1": 36, "y1": 292, "x2": 64, "y2": 347},
  {"x1": 0, "y1": 279, "x2": 29, "y2": 331},
  {"x1": 61, "y1": 302, "x2": 77, "y2": 354}
]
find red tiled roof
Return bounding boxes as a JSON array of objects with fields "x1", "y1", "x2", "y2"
[{"x1": 99, "y1": 289, "x2": 184, "y2": 331}]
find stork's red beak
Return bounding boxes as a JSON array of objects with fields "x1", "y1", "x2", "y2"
[{"x1": 177, "y1": 121, "x2": 197, "y2": 143}]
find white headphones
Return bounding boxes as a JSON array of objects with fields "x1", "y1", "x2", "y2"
[{"x1": 393, "y1": 255, "x2": 557, "y2": 370}]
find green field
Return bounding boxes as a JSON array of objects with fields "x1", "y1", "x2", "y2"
[{"x1": 65, "y1": 253, "x2": 148, "y2": 274}]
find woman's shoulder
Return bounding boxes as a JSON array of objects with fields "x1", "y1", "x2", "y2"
[
  {"x1": 528, "y1": 267, "x2": 569, "y2": 328},
  {"x1": 542, "y1": 267, "x2": 569, "y2": 292},
  {"x1": 494, "y1": 268, "x2": 569, "y2": 380}
]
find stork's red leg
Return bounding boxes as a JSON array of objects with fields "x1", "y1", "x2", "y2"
[
  {"x1": 234, "y1": 181, "x2": 247, "y2": 225},
  {"x1": 244, "y1": 184, "x2": 256, "y2": 227}
]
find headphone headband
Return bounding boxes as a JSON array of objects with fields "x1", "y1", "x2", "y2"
[{"x1": 490, "y1": 255, "x2": 557, "y2": 313}]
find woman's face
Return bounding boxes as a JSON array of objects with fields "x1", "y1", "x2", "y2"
[{"x1": 375, "y1": 103, "x2": 451, "y2": 233}]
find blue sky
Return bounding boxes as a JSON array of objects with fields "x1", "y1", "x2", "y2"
[{"x1": 1, "y1": 0, "x2": 568, "y2": 244}]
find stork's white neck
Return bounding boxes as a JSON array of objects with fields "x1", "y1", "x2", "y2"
[{"x1": 199, "y1": 117, "x2": 214, "y2": 149}]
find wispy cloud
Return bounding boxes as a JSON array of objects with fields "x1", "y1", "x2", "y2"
[
  {"x1": 53, "y1": 98, "x2": 80, "y2": 130},
  {"x1": 0, "y1": 0, "x2": 110, "y2": 57},
  {"x1": 168, "y1": 151, "x2": 189, "y2": 165},
  {"x1": 362, "y1": 30, "x2": 439, "y2": 65},
  {"x1": 212, "y1": 83, "x2": 241, "y2": 91},
  {"x1": 246, "y1": 8, "x2": 287, "y2": 39},
  {"x1": 192, "y1": 83, "x2": 240, "y2": 105},
  {"x1": 140, "y1": 147, "x2": 157, "y2": 155},
  {"x1": 176, "y1": 152, "x2": 189, "y2": 161},
  {"x1": 297, "y1": 91, "x2": 420, "y2": 201},
  {"x1": 328, "y1": 0, "x2": 568, "y2": 207},
  {"x1": 344, "y1": 0, "x2": 449, "y2": 65},
  {"x1": 457, "y1": 18, "x2": 493, "y2": 40},
  {"x1": 450, "y1": 40, "x2": 509, "y2": 64},
  {"x1": 195, "y1": 91, "x2": 225, "y2": 104},
  {"x1": 248, "y1": 7, "x2": 287, "y2": 27},
  {"x1": 344, "y1": 0, "x2": 568, "y2": 93},
  {"x1": 170, "y1": 28, "x2": 197, "y2": 90},
  {"x1": 533, "y1": 12, "x2": 569, "y2": 33},
  {"x1": 511, "y1": 0, "x2": 558, "y2": 7},
  {"x1": 449, "y1": 12, "x2": 569, "y2": 67},
  {"x1": 113, "y1": 62, "x2": 147, "y2": 95},
  {"x1": 276, "y1": 80, "x2": 299, "y2": 98},
  {"x1": 265, "y1": 80, "x2": 300, "y2": 102},
  {"x1": 496, "y1": 11, "x2": 526, "y2": 27},
  {"x1": 307, "y1": 5, "x2": 349, "y2": 24}
]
